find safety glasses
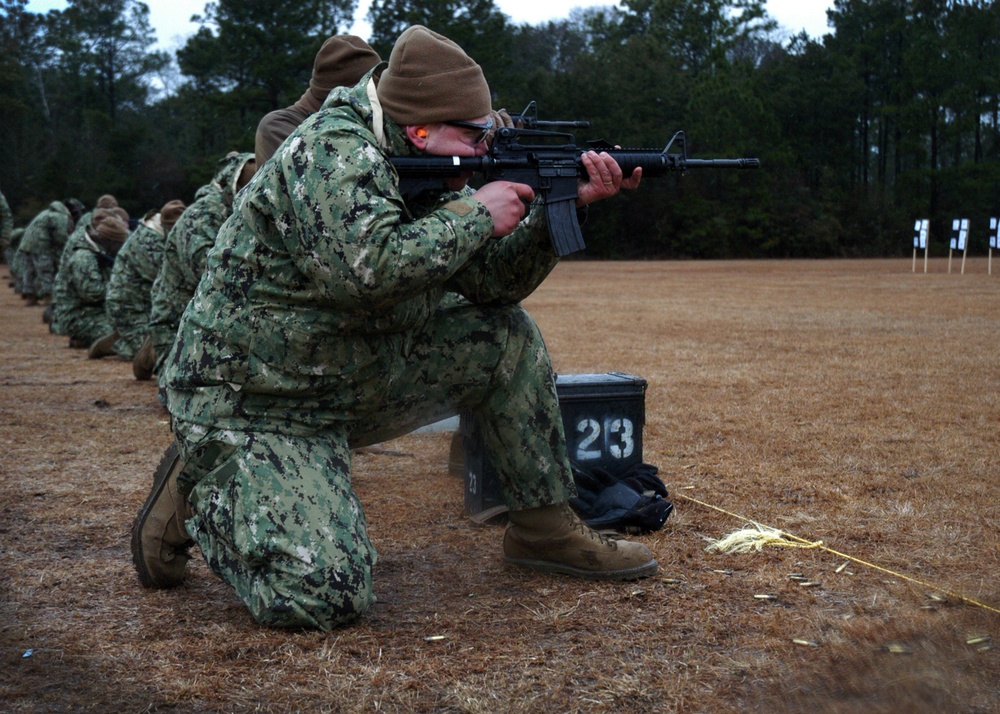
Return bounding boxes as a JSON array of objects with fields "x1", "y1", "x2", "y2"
[{"x1": 444, "y1": 117, "x2": 495, "y2": 145}]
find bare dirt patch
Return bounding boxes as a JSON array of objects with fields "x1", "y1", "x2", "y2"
[{"x1": 1, "y1": 259, "x2": 998, "y2": 713}]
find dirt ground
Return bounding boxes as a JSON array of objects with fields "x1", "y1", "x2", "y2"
[{"x1": 1, "y1": 258, "x2": 998, "y2": 713}]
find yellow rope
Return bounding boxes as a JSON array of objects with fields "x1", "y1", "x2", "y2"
[
  {"x1": 706, "y1": 523, "x2": 823, "y2": 554},
  {"x1": 677, "y1": 492, "x2": 1000, "y2": 617}
]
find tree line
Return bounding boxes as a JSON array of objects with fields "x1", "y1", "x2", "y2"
[{"x1": 2, "y1": 0, "x2": 998, "y2": 259}]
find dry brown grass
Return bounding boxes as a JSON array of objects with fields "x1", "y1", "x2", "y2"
[{"x1": 1, "y1": 258, "x2": 998, "y2": 713}]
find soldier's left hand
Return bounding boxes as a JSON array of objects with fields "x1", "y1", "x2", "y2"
[{"x1": 577, "y1": 151, "x2": 642, "y2": 207}]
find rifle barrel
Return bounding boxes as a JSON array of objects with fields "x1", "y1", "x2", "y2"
[
  {"x1": 606, "y1": 151, "x2": 760, "y2": 175},
  {"x1": 683, "y1": 158, "x2": 760, "y2": 169}
]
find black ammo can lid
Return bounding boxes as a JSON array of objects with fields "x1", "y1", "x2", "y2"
[{"x1": 555, "y1": 372, "x2": 647, "y2": 401}]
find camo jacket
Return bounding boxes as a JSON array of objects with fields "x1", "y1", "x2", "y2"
[
  {"x1": 0, "y1": 190, "x2": 12, "y2": 255},
  {"x1": 56, "y1": 211, "x2": 97, "y2": 272},
  {"x1": 18, "y1": 202, "x2": 72, "y2": 258},
  {"x1": 146, "y1": 183, "x2": 230, "y2": 363},
  {"x1": 51, "y1": 219, "x2": 95, "y2": 334},
  {"x1": 164, "y1": 69, "x2": 558, "y2": 433},
  {"x1": 147, "y1": 154, "x2": 253, "y2": 367},
  {"x1": 54, "y1": 227, "x2": 115, "y2": 340},
  {"x1": 105, "y1": 215, "x2": 167, "y2": 359}
]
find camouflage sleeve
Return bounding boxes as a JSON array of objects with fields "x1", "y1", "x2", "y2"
[
  {"x1": 0, "y1": 191, "x2": 12, "y2": 250},
  {"x1": 106, "y1": 228, "x2": 161, "y2": 319},
  {"x1": 445, "y1": 204, "x2": 559, "y2": 305},
  {"x1": 267, "y1": 121, "x2": 495, "y2": 310},
  {"x1": 187, "y1": 218, "x2": 222, "y2": 284},
  {"x1": 147, "y1": 236, "x2": 189, "y2": 355},
  {"x1": 134, "y1": 230, "x2": 166, "y2": 284},
  {"x1": 67, "y1": 250, "x2": 109, "y2": 303},
  {"x1": 51, "y1": 213, "x2": 72, "y2": 256}
]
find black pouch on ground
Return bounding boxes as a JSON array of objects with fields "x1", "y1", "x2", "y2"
[{"x1": 569, "y1": 461, "x2": 673, "y2": 534}]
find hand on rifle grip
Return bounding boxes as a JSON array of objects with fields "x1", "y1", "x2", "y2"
[{"x1": 473, "y1": 181, "x2": 537, "y2": 237}]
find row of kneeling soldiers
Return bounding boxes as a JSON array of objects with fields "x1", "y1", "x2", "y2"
[
  {"x1": 0, "y1": 35, "x2": 383, "y2": 399},
  {"x1": 0, "y1": 152, "x2": 253, "y2": 390}
]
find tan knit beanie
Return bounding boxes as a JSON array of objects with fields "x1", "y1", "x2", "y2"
[
  {"x1": 95, "y1": 216, "x2": 129, "y2": 242},
  {"x1": 376, "y1": 25, "x2": 491, "y2": 125},
  {"x1": 91, "y1": 208, "x2": 112, "y2": 229},
  {"x1": 96, "y1": 194, "x2": 118, "y2": 209},
  {"x1": 160, "y1": 200, "x2": 186, "y2": 234},
  {"x1": 111, "y1": 207, "x2": 130, "y2": 223},
  {"x1": 308, "y1": 35, "x2": 381, "y2": 103}
]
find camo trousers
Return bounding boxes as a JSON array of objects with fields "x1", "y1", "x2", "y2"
[
  {"x1": 170, "y1": 302, "x2": 575, "y2": 630},
  {"x1": 22, "y1": 252, "x2": 56, "y2": 299},
  {"x1": 9, "y1": 250, "x2": 25, "y2": 292},
  {"x1": 61, "y1": 307, "x2": 115, "y2": 345}
]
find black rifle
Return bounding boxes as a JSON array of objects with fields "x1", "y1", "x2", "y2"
[{"x1": 392, "y1": 104, "x2": 760, "y2": 256}]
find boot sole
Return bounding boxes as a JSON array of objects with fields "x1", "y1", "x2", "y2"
[
  {"x1": 130, "y1": 440, "x2": 189, "y2": 588},
  {"x1": 87, "y1": 331, "x2": 119, "y2": 359},
  {"x1": 503, "y1": 555, "x2": 659, "y2": 581}
]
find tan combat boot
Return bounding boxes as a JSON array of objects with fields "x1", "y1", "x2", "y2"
[
  {"x1": 88, "y1": 329, "x2": 119, "y2": 359},
  {"x1": 131, "y1": 441, "x2": 194, "y2": 588},
  {"x1": 503, "y1": 503, "x2": 658, "y2": 580},
  {"x1": 132, "y1": 336, "x2": 156, "y2": 381}
]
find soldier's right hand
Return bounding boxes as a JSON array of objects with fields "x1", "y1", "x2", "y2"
[{"x1": 472, "y1": 181, "x2": 536, "y2": 237}]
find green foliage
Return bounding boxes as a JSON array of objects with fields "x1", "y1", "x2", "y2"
[
  {"x1": 174, "y1": 0, "x2": 358, "y2": 163},
  {"x1": 177, "y1": 0, "x2": 353, "y2": 106},
  {"x1": 1, "y1": 0, "x2": 171, "y2": 215}
]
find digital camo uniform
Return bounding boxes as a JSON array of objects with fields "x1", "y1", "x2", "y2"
[
  {"x1": 161, "y1": 67, "x2": 576, "y2": 631},
  {"x1": 16, "y1": 201, "x2": 74, "y2": 302},
  {"x1": 147, "y1": 153, "x2": 255, "y2": 376},
  {"x1": 54, "y1": 195, "x2": 119, "y2": 282},
  {"x1": 8, "y1": 228, "x2": 26, "y2": 290},
  {"x1": 51, "y1": 202, "x2": 128, "y2": 335},
  {"x1": 51, "y1": 214, "x2": 98, "y2": 334},
  {"x1": 54, "y1": 214, "x2": 129, "y2": 347},
  {"x1": 0, "y1": 189, "x2": 12, "y2": 264},
  {"x1": 105, "y1": 201, "x2": 185, "y2": 360}
]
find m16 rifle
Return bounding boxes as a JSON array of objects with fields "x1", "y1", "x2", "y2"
[{"x1": 392, "y1": 102, "x2": 760, "y2": 256}]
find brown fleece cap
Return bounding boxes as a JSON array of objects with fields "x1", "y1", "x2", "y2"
[
  {"x1": 160, "y1": 200, "x2": 186, "y2": 234},
  {"x1": 309, "y1": 35, "x2": 381, "y2": 101},
  {"x1": 376, "y1": 25, "x2": 491, "y2": 125},
  {"x1": 95, "y1": 216, "x2": 129, "y2": 242},
  {"x1": 96, "y1": 194, "x2": 118, "y2": 209},
  {"x1": 90, "y1": 208, "x2": 112, "y2": 229}
]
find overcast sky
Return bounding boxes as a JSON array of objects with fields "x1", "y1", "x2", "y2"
[{"x1": 25, "y1": 0, "x2": 833, "y2": 51}]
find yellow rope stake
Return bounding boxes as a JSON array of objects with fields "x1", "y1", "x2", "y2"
[{"x1": 678, "y1": 493, "x2": 1000, "y2": 617}]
